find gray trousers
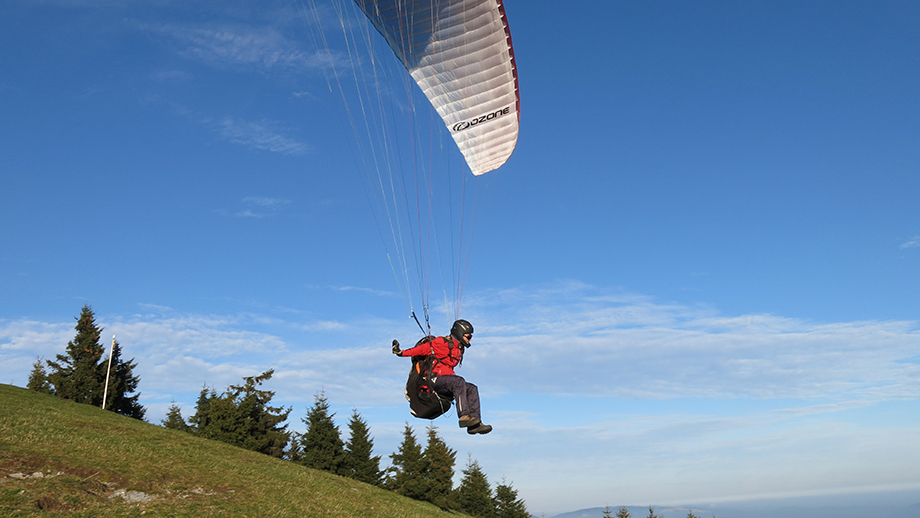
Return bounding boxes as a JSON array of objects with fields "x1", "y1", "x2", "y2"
[{"x1": 432, "y1": 374, "x2": 481, "y2": 420}]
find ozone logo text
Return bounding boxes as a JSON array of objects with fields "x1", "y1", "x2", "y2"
[{"x1": 452, "y1": 106, "x2": 511, "y2": 132}]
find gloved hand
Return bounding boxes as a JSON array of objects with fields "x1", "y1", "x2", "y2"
[{"x1": 391, "y1": 339, "x2": 402, "y2": 356}]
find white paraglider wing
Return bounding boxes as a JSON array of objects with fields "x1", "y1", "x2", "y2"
[{"x1": 353, "y1": 0, "x2": 520, "y2": 176}]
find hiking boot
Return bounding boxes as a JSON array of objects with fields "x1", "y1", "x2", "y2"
[
  {"x1": 467, "y1": 423, "x2": 492, "y2": 435},
  {"x1": 458, "y1": 415, "x2": 481, "y2": 428}
]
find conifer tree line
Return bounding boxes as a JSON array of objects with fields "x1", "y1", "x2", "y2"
[
  {"x1": 26, "y1": 305, "x2": 528, "y2": 517},
  {"x1": 27, "y1": 304, "x2": 145, "y2": 420},
  {"x1": 165, "y1": 386, "x2": 529, "y2": 518}
]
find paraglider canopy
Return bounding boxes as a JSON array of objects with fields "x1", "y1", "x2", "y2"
[
  {"x1": 353, "y1": 0, "x2": 520, "y2": 176},
  {"x1": 305, "y1": 0, "x2": 522, "y2": 328}
]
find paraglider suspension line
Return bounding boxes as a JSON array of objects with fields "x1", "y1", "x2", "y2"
[{"x1": 411, "y1": 310, "x2": 430, "y2": 337}]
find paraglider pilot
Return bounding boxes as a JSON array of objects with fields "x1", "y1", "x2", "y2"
[{"x1": 392, "y1": 319, "x2": 492, "y2": 435}]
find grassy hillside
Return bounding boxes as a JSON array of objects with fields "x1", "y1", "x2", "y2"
[{"x1": 0, "y1": 384, "x2": 466, "y2": 517}]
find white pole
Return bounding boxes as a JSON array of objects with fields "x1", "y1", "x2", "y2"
[{"x1": 102, "y1": 334, "x2": 115, "y2": 410}]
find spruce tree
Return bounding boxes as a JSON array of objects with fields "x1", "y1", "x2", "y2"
[
  {"x1": 229, "y1": 370, "x2": 291, "y2": 457},
  {"x1": 46, "y1": 304, "x2": 105, "y2": 404},
  {"x1": 188, "y1": 385, "x2": 216, "y2": 432},
  {"x1": 493, "y1": 478, "x2": 529, "y2": 518},
  {"x1": 616, "y1": 507, "x2": 632, "y2": 518},
  {"x1": 456, "y1": 457, "x2": 494, "y2": 518},
  {"x1": 422, "y1": 424, "x2": 456, "y2": 508},
  {"x1": 191, "y1": 371, "x2": 291, "y2": 458},
  {"x1": 387, "y1": 422, "x2": 427, "y2": 499},
  {"x1": 193, "y1": 388, "x2": 243, "y2": 443},
  {"x1": 27, "y1": 357, "x2": 51, "y2": 394},
  {"x1": 161, "y1": 402, "x2": 190, "y2": 431},
  {"x1": 299, "y1": 390, "x2": 346, "y2": 473},
  {"x1": 343, "y1": 408, "x2": 383, "y2": 486},
  {"x1": 102, "y1": 340, "x2": 145, "y2": 420}
]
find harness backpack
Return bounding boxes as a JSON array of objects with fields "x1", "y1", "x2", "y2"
[{"x1": 404, "y1": 336, "x2": 453, "y2": 419}]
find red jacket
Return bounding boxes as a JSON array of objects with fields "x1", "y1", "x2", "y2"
[{"x1": 400, "y1": 336, "x2": 464, "y2": 376}]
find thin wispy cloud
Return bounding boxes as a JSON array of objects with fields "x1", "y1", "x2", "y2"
[
  {"x1": 221, "y1": 196, "x2": 293, "y2": 218},
  {"x1": 136, "y1": 303, "x2": 175, "y2": 313},
  {"x1": 0, "y1": 319, "x2": 90, "y2": 391},
  {"x1": 8, "y1": 0, "x2": 124, "y2": 6},
  {"x1": 292, "y1": 90, "x2": 318, "y2": 100},
  {"x1": 901, "y1": 236, "x2": 920, "y2": 249},
  {"x1": 150, "y1": 69, "x2": 192, "y2": 84},
  {"x1": 152, "y1": 22, "x2": 343, "y2": 74},
  {"x1": 143, "y1": 96, "x2": 310, "y2": 156},
  {"x1": 110, "y1": 314, "x2": 288, "y2": 359},
  {"x1": 0, "y1": 320, "x2": 73, "y2": 352},
  {"x1": 328, "y1": 285, "x2": 398, "y2": 297},
  {"x1": 290, "y1": 320, "x2": 349, "y2": 332},
  {"x1": 468, "y1": 282, "x2": 920, "y2": 402},
  {"x1": 149, "y1": 13, "x2": 404, "y2": 111},
  {"x1": 208, "y1": 116, "x2": 309, "y2": 155},
  {"x1": 4, "y1": 282, "x2": 919, "y2": 411},
  {"x1": 0, "y1": 309, "x2": 402, "y2": 409},
  {"x1": 243, "y1": 196, "x2": 288, "y2": 208}
]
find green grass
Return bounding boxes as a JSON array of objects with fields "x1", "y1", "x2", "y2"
[{"x1": 0, "y1": 384, "x2": 465, "y2": 517}]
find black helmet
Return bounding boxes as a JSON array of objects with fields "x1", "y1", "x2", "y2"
[{"x1": 450, "y1": 319, "x2": 474, "y2": 345}]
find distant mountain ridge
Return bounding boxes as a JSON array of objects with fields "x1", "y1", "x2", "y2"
[
  {"x1": 550, "y1": 502, "x2": 920, "y2": 518},
  {"x1": 550, "y1": 506, "x2": 711, "y2": 518}
]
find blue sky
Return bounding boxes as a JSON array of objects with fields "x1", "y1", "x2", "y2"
[{"x1": 2, "y1": 0, "x2": 919, "y2": 515}]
